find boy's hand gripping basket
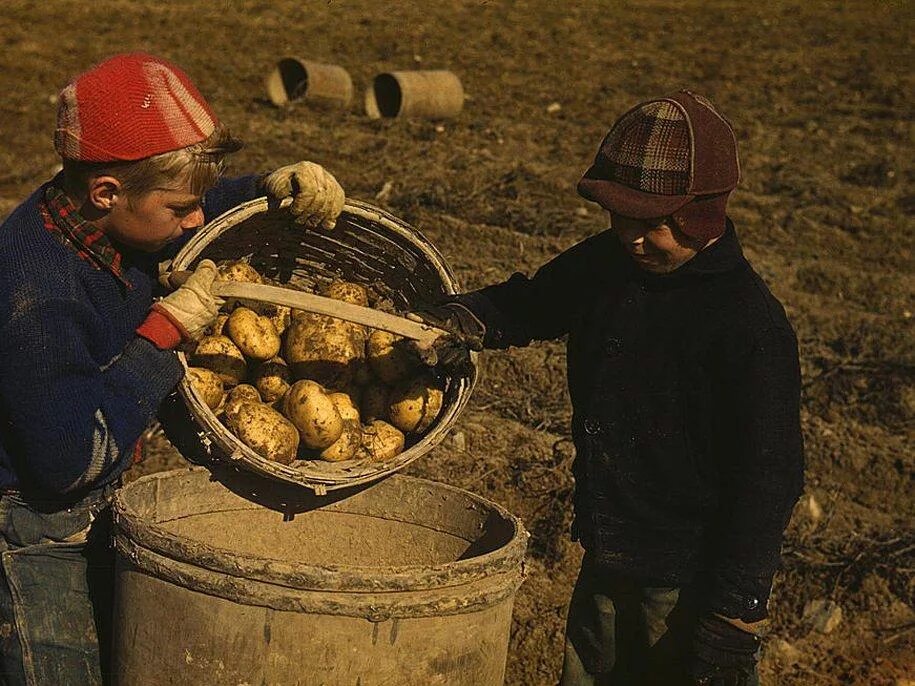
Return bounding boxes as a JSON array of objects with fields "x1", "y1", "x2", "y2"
[{"x1": 170, "y1": 197, "x2": 477, "y2": 494}]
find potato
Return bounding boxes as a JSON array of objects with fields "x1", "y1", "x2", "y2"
[
  {"x1": 366, "y1": 330, "x2": 419, "y2": 384},
  {"x1": 319, "y1": 419, "x2": 362, "y2": 462},
  {"x1": 246, "y1": 301, "x2": 292, "y2": 336},
  {"x1": 329, "y1": 392, "x2": 360, "y2": 423},
  {"x1": 222, "y1": 384, "x2": 262, "y2": 429},
  {"x1": 284, "y1": 314, "x2": 362, "y2": 388},
  {"x1": 186, "y1": 367, "x2": 224, "y2": 410},
  {"x1": 252, "y1": 357, "x2": 291, "y2": 403},
  {"x1": 360, "y1": 384, "x2": 390, "y2": 422},
  {"x1": 226, "y1": 307, "x2": 281, "y2": 361},
  {"x1": 358, "y1": 420, "x2": 405, "y2": 462},
  {"x1": 282, "y1": 380, "x2": 344, "y2": 450},
  {"x1": 232, "y1": 402, "x2": 299, "y2": 465},
  {"x1": 219, "y1": 260, "x2": 262, "y2": 284},
  {"x1": 319, "y1": 280, "x2": 369, "y2": 307},
  {"x1": 191, "y1": 335, "x2": 247, "y2": 387},
  {"x1": 388, "y1": 374, "x2": 444, "y2": 434},
  {"x1": 266, "y1": 304, "x2": 292, "y2": 336}
]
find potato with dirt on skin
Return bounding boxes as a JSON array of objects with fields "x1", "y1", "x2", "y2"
[
  {"x1": 319, "y1": 419, "x2": 362, "y2": 462},
  {"x1": 282, "y1": 380, "x2": 344, "y2": 450},
  {"x1": 191, "y1": 335, "x2": 247, "y2": 387},
  {"x1": 219, "y1": 260, "x2": 262, "y2": 284},
  {"x1": 221, "y1": 384, "x2": 261, "y2": 429},
  {"x1": 226, "y1": 307, "x2": 281, "y2": 361},
  {"x1": 329, "y1": 392, "x2": 360, "y2": 423},
  {"x1": 252, "y1": 357, "x2": 291, "y2": 403},
  {"x1": 389, "y1": 374, "x2": 444, "y2": 434},
  {"x1": 284, "y1": 314, "x2": 362, "y2": 388},
  {"x1": 319, "y1": 280, "x2": 370, "y2": 307},
  {"x1": 366, "y1": 329, "x2": 419, "y2": 384},
  {"x1": 232, "y1": 401, "x2": 299, "y2": 465},
  {"x1": 186, "y1": 367, "x2": 225, "y2": 410},
  {"x1": 247, "y1": 301, "x2": 292, "y2": 336},
  {"x1": 358, "y1": 420, "x2": 405, "y2": 462},
  {"x1": 318, "y1": 281, "x2": 370, "y2": 346},
  {"x1": 360, "y1": 384, "x2": 390, "y2": 422}
]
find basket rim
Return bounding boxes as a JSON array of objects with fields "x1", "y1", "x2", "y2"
[{"x1": 171, "y1": 196, "x2": 477, "y2": 494}]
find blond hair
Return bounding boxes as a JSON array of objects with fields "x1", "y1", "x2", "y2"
[{"x1": 62, "y1": 126, "x2": 243, "y2": 200}]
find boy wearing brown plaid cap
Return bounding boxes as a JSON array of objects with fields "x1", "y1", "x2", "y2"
[{"x1": 421, "y1": 91, "x2": 804, "y2": 685}]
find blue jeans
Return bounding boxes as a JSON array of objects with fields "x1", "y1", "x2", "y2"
[
  {"x1": 560, "y1": 556, "x2": 760, "y2": 686},
  {"x1": 0, "y1": 487, "x2": 114, "y2": 686}
]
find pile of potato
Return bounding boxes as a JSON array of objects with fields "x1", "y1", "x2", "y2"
[{"x1": 184, "y1": 260, "x2": 445, "y2": 466}]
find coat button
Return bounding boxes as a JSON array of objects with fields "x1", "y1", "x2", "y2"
[
  {"x1": 584, "y1": 418, "x2": 601, "y2": 435},
  {"x1": 605, "y1": 337, "x2": 622, "y2": 356}
]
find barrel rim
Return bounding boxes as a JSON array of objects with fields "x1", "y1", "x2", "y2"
[{"x1": 113, "y1": 468, "x2": 529, "y2": 594}]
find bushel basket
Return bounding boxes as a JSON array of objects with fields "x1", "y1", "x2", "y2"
[{"x1": 170, "y1": 197, "x2": 477, "y2": 494}]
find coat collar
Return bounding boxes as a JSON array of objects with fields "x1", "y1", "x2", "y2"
[{"x1": 634, "y1": 218, "x2": 745, "y2": 284}]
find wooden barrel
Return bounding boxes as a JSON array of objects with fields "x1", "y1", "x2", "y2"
[{"x1": 111, "y1": 467, "x2": 529, "y2": 685}]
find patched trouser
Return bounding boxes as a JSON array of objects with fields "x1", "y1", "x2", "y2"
[
  {"x1": 0, "y1": 487, "x2": 114, "y2": 686},
  {"x1": 560, "y1": 556, "x2": 760, "y2": 686}
]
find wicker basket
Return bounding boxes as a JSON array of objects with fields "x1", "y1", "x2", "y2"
[{"x1": 170, "y1": 197, "x2": 477, "y2": 494}]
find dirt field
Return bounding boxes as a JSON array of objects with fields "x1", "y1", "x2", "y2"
[{"x1": 1, "y1": 1, "x2": 912, "y2": 684}]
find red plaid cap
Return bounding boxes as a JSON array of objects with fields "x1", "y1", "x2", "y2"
[
  {"x1": 55, "y1": 53, "x2": 218, "y2": 162},
  {"x1": 578, "y1": 91, "x2": 740, "y2": 238}
]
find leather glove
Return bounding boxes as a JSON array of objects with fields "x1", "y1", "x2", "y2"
[
  {"x1": 689, "y1": 614, "x2": 760, "y2": 686},
  {"x1": 154, "y1": 259, "x2": 223, "y2": 341},
  {"x1": 407, "y1": 303, "x2": 485, "y2": 374},
  {"x1": 262, "y1": 161, "x2": 345, "y2": 229}
]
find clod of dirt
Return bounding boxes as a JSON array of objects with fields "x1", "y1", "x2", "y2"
[{"x1": 803, "y1": 599, "x2": 844, "y2": 634}]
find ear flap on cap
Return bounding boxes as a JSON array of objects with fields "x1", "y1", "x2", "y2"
[{"x1": 670, "y1": 192, "x2": 730, "y2": 241}]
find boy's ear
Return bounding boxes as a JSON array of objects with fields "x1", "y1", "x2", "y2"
[{"x1": 87, "y1": 175, "x2": 122, "y2": 211}]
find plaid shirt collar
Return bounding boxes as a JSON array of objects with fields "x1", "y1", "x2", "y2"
[{"x1": 38, "y1": 177, "x2": 132, "y2": 288}]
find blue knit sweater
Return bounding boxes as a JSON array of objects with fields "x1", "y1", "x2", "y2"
[{"x1": 0, "y1": 175, "x2": 259, "y2": 496}]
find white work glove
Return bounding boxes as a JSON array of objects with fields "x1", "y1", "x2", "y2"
[
  {"x1": 263, "y1": 161, "x2": 345, "y2": 230},
  {"x1": 154, "y1": 260, "x2": 223, "y2": 341}
]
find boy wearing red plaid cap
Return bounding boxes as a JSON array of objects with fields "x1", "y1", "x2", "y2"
[
  {"x1": 0, "y1": 52, "x2": 345, "y2": 684},
  {"x1": 420, "y1": 91, "x2": 804, "y2": 685}
]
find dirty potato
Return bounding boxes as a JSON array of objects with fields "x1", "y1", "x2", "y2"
[
  {"x1": 252, "y1": 357, "x2": 291, "y2": 403},
  {"x1": 318, "y1": 419, "x2": 362, "y2": 462},
  {"x1": 284, "y1": 314, "x2": 362, "y2": 388},
  {"x1": 226, "y1": 307, "x2": 281, "y2": 361},
  {"x1": 358, "y1": 420, "x2": 405, "y2": 462},
  {"x1": 232, "y1": 402, "x2": 299, "y2": 465},
  {"x1": 186, "y1": 367, "x2": 225, "y2": 410},
  {"x1": 388, "y1": 374, "x2": 444, "y2": 434},
  {"x1": 191, "y1": 335, "x2": 248, "y2": 387},
  {"x1": 366, "y1": 330, "x2": 419, "y2": 384},
  {"x1": 319, "y1": 280, "x2": 370, "y2": 307},
  {"x1": 219, "y1": 260, "x2": 262, "y2": 284},
  {"x1": 221, "y1": 384, "x2": 262, "y2": 429},
  {"x1": 282, "y1": 380, "x2": 344, "y2": 450},
  {"x1": 329, "y1": 392, "x2": 360, "y2": 423}
]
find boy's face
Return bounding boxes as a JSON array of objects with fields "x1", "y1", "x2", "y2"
[
  {"x1": 91, "y1": 176, "x2": 205, "y2": 253},
  {"x1": 610, "y1": 212, "x2": 705, "y2": 274}
]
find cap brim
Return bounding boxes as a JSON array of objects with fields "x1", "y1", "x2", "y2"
[{"x1": 577, "y1": 175, "x2": 693, "y2": 219}]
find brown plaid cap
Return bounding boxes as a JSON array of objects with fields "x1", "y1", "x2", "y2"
[{"x1": 577, "y1": 90, "x2": 740, "y2": 225}]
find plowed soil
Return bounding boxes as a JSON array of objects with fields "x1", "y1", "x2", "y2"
[{"x1": 1, "y1": 2, "x2": 912, "y2": 684}]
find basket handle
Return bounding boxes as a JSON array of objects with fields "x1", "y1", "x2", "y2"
[{"x1": 165, "y1": 271, "x2": 448, "y2": 345}]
